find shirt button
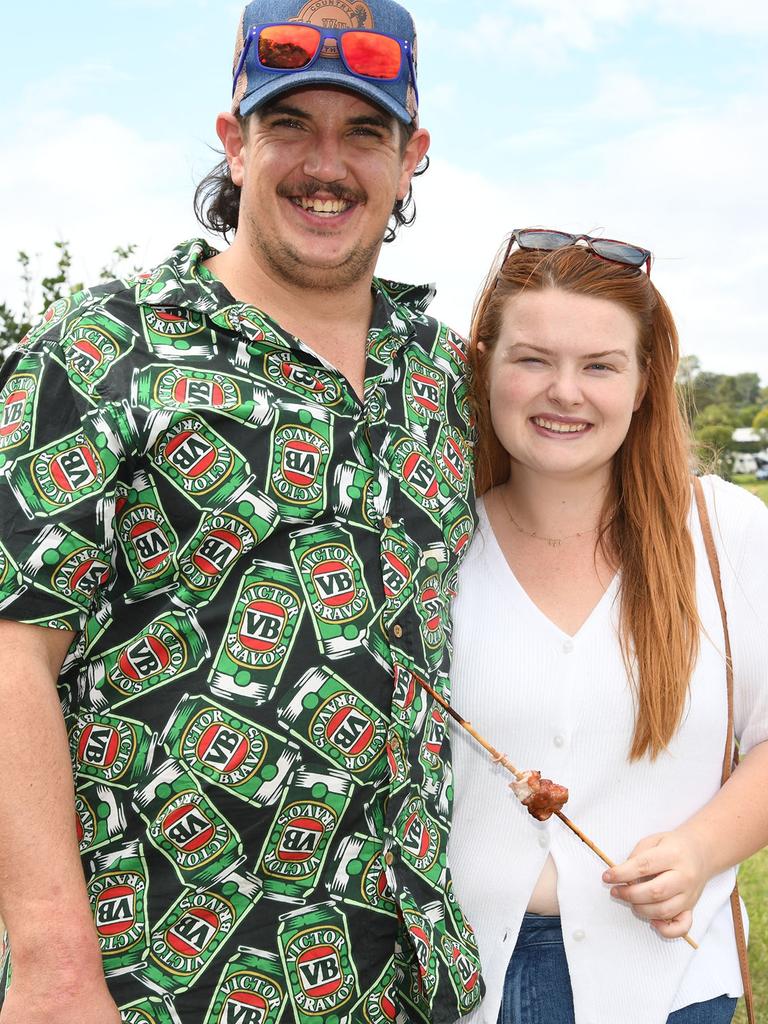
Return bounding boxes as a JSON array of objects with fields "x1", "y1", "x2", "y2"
[
  {"x1": 384, "y1": 851, "x2": 395, "y2": 866},
  {"x1": 562, "y1": 638, "x2": 574, "y2": 653},
  {"x1": 392, "y1": 624, "x2": 403, "y2": 639},
  {"x1": 383, "y1": 514, "x2": 394, "y2": 529},
  {"x1": 553, "y1": 735, "x2": 565, "y2": 748},
  {"x1": 538, "y1": 835, "x2": 548, "y2": 849},
  {"x1": 572, "y1": 929, "x2": 586, "y2": 942}
]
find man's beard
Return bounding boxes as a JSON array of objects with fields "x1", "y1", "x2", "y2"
[
  {"x1": 246, "y1": 178, "x2": 386, "y2": 291},
  {"x1": 246, "y1": 210, "x2": 381, "y2": 291}
]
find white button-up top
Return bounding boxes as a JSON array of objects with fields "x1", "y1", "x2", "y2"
[{"x1": 448, "y1": 476, "x2": 768, "y2": 1024}]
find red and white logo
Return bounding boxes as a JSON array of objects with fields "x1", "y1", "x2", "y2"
[
  {"x1": 164, "y1": 430, "x2": 217, "y2": 478},
  {"x1": 402, "y1": 453, "x2": 439, "y2": 499},
  {"x1": 130, "y1": 520, "x2": 171, "y2": 571},
  {"x1": 172, "y1": 378, "x2": 225, "y2": 407},
  {"x1": 162, "y1": 803, "x2": 216, "y2": 852},
  {"x1": 0, "y1": 390, "x2": 27, "y2": 436},
  {"x1": 193, "y1": 529, "x2": 242, "y2": 576},
  {"x1": 220, "y1": 991, "x2": 269, "y2": 1024},
  {"x1": 382, "y1": 550, "x2": 410, "y2": 598},
  {"x1": 50, "y1": 445, "x2": 100, "y2": 492},
  {"x1": 325, "y1": 706, "x2": 375, "y2": 756},
  {"x1": 77, "y1": 724, "x2": 120, "y2": 768},
  {"x1": 312, "y1": 561, "x2": 356, "y2": 607},
  {"x1": 277, "y1": 816, "x2": 324, "y2": 862},
  {"x1": 95, "y1": 884, "x2": 136, "y2": 936},
  {"x1": 196, "y1": 724, "x2": 249, "y2": 773},
  {"x1": 239, "y1": 600, "x2": 288, "y2": 652},
  {"x1": 282, "y1": 440, "x2": 321, "y2": 487},
  {"x1": 296, "y1": 944, "x2": 343, "y2": 998},
  {"x1": 118, "y1": 635, "x2": 171, "y2": 681},
  {"x1": 167, "y1": 906, "x2": 220, "y2": 957}
]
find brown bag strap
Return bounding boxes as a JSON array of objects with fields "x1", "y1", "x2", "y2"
[{"x1": 693, "y1": 476, "x2": 755, "y2": 1024}]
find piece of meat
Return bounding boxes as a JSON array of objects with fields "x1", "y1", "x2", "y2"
[{"x1": 510, "y1": 770, "x2": 569, "y2": 821}]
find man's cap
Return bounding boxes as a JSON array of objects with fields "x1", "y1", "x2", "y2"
[{"x1": 231, "y1": 0, "x2": 418, "y2": 126}]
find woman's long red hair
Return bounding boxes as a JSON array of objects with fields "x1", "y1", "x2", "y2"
[{"x1": 470, "y1": 245, "x2": 698, "y2": 761}]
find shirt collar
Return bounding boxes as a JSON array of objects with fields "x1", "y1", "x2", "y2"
[{"x1": 137, "y1": 238, "x2": 437, "y2": 354}]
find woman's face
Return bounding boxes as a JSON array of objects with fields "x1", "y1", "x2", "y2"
[{"x1": 482, "y1": 287, "x2": 646, "y2": 484}]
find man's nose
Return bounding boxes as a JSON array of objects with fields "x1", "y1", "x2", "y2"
[{"x1": 302, "y1": 134, "x2": 347, "y2": 183}]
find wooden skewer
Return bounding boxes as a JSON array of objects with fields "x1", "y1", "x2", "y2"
[{"x1": 415, "y1": 676, "x2": 698, "y2": 951}]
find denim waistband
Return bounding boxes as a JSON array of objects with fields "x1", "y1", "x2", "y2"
[{"x1": 514, "y1": 913, "x2": 564, "y2": 950}]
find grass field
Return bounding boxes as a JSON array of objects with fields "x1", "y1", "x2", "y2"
[
  {"x1": 734, "y1": 848, "x2": 768, "y2": 1023},
  {"x1": 732, "y1": 475, "x2": 767, "y2": 1022}
]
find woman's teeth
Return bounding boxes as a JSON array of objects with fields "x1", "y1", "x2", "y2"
[{"x1": 532, "y1": 417, "x2": 590, "y2": 434}]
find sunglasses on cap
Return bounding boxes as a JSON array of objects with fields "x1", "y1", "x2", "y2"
[
  {"x1": 504, "y1": 229, "x2": 652, "y2": 275},
  {"x1": 232, "y1": 22, "x2": 418, "y2": 102}
]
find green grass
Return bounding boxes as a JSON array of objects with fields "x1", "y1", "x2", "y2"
[
  {"x1": 732, "y1": 473, "x2": 768, "y2": 505},
  {"x1": 733, "y1": 848, "x2": 768, "y2": 1023},
  {"x1": 732, "y1": 476, "x2": 767, "y2": 1023}
]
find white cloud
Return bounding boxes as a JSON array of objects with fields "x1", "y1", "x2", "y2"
[
  {"x1": 379, "y1": 89, "x2": 768, "y2": 381},
  {"x1": 0, "y1": 112, "x2": 204, "y2": 318}
]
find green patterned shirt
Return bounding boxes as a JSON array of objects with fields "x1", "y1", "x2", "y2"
[{"x1": 0, "y1": 238, "x2": 482, "y2": 1024}]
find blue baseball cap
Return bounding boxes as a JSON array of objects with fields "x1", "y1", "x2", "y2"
[{"x1": 231, "y1": 0, "x2": 419, "y2": 125}]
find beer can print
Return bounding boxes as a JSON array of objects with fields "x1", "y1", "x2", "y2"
[
  {"x1": 114, "y1": 472, "x2": 179, "y2": 600},
  {"x1": 0, "y1": 351, "x2": 42, "y2": 469},
  {"x1": 8, "y1": 408, "x2": 132, "y2": 519},
  {"x1": 86, "y1": 609, "x2": 209, "y2": 708},
  {"x1": 209, "y1": 560, "x2": 304, "y2": 706},
  {"x1": 395, "y1": 793, "x2": 447, "y2": 887},
  {"x1": 278, "y1": 902, "x2": 360, "y2": 1023},
  {"x1": 70, "y1": 712, "x2": 157, "y2": 789},
  {"x1": 76, "y1": 783, "x2": 127, "y2": 854},
  {"x1": 140, "y1": 305, "x2": 217, "y2": 362},
  {"x1": 276, "y1": 666, "x2": 388, "y2": 782},
  {"x1": 289, "y1": 523, "x2": 372, "y2": 658},
  {"x1": 438, "y1": 934, "x2": 483, "y2": 1013},
  {"x1": 87, "y1": 840, "x2": 150, "y2": 976},
  {"x1": 161, "y1": 693, "x2": 300, "y2": 806},
  {"x1": 267, "y1": 408, "x2": 333, "y2": 522},
  {"x1": 137, "y1": 871, "x2": 262, "y2": 994},
  {"x1": 120, "y1": 995, "x2": 182, "y2": 1024},
  {"x1": 58, "y1": 310, "x2": 137, "y2": 398},
  {"x1": 350, "y1": 960, "x2": 406, "y2": 1024},
  {"x1": 149, "y1": 411, "x2": 253, "y2": 511},
  {"x1": 327, "y1": 833, "x2": 397, "y2": 918},
  {"x1": 173, "y1": 493, "x2": 279, "y2": 609},
  {"x1": 133, "y1": 758, "x2": 244, "y2": 887},
  {"x1": 203, "y1": 946, "x2": 287, "y2": 1024},
  {"x1": 255, "y1": 767, "x2": 351, "y2": 903}
]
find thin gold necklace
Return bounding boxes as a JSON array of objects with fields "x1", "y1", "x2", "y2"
[{"x1": 498, "y1": 488, "x2": 604, "y2": 548}]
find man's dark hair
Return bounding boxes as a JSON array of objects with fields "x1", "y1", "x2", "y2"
[{"x1": 194, "y1": 117, "x2": 429, "y2": 244}]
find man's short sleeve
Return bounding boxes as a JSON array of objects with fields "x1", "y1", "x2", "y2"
[{"x1": 0, "y1": 323, "x2": 135, "y2": 633}]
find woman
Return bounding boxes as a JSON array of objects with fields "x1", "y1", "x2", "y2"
[{"x1": 447, "y1": 230, "x2": 768, "y2": 1024}]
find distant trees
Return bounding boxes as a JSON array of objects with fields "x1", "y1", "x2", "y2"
[
  {"x1": 1, "y1": 242, "x2": 139, "y2": 364},
  {"x1": 677, "y1": 359, "x2": 768, "y2": 477}
]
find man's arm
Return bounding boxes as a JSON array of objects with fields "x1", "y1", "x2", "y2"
[{"x1": 0, "y1": 620, "x2": 120, "y2": 1023}]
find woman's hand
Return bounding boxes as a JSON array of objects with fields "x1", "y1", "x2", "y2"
[{"x1": 602, "y1": 830, "x2": 711, "y2": 938}]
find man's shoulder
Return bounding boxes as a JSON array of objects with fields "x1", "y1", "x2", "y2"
[{"x1": 373, "y1": 275, "x2": 469, "y2": 356}]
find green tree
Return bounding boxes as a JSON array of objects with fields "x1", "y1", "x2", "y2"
[
  {"x1": 1, "y1": 241, "x2": 138, "y2": 366},
  {"x1": 753, "y1": 407, "x2": 768, "y2": 442}
]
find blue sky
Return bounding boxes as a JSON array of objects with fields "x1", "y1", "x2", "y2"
[{"x1": 3, "y1": 1, "x2": 767, "y2": 380}]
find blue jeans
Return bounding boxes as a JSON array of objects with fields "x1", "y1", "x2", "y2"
[{"x1": 497, "y1": 913, "x2": 737, "y2": 1024}]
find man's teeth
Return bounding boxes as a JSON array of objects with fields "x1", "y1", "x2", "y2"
[
  {"x1": 296, "y1": 197, "x2": 351, "y2": 215},
  {"x1": 532, "y1": 417, "x2": 590, "y2": 433}
]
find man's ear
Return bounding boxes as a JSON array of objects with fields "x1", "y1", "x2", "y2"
[
  {"x1": 396, "y1": 127, "x2": 430, "y2": 200},
  {"x1": 216, "y1": 112, "x2": 247, "y2": 188}
]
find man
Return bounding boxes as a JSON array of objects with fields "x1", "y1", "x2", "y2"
[{"x1": 0, "y1": 1, "x2": 480, "y2": 1021}]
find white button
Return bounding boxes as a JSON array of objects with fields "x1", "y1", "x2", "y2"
[
  {"x1": 538, "y1": 835, "x2": 548, "y2": 849},
  {"x1": 572, "y1": 929, "x2": 586, "y2": 942},
  {"x1": 562, "y1": 638, "x2": 574, "y2": 653},
  {"x1": 553, "y1": 735, "x2": 565, "y2": 748}
]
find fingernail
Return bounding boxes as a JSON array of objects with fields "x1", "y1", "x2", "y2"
[{"x1": 602, "y1": 871, "x2": 613, "y2": 882}]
